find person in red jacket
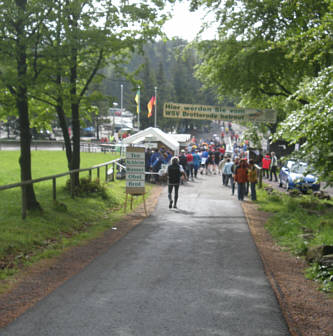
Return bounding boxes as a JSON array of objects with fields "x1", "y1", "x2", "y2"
[
  {"x1": 234, "y1": 159, "x2": 248, "y2": 201},
  {"x1": 186, "y1": 151, "x2": 194, "y2": 181},
  {"x1": 262, "y1": 153, "x2": 271, "y2": 178}
]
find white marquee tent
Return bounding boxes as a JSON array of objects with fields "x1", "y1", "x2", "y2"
[{"x1": 122, "y1": 127, "x2": 180, "y2": 154}]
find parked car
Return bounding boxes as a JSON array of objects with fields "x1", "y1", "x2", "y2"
[{"x1": 279, "y1": 160, "x2": 320, "y2": 191}]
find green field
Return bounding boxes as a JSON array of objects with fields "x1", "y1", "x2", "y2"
[
  {"x1": 0, "y1": 150, "x2": 148, "y2": 289},
  {"x1": 0, "y1": 150, "x2": 119, "y2": 185}
]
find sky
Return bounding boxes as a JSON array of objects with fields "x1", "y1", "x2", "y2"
[{"x1": 162, "y1": 2, "x2": 218, "y2": 41}]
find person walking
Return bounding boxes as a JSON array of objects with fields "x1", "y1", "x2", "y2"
[
  {"x1": 262, "y1": 153, "x2": 271, "y2": 179},
  {"x1": 219, "y1": 156, "x2": 228, "y2": 185},
  {"x1": 186, "y1": 151, "x2": 194, "y2": 181},
  {"x1": 269, "y1": 152, "x2": 278, "y2": 182},
  {"x1": 223, "y1": 158, "x2": 234, "y2": 187},
  {"x1": 167, "y1": 157, "x2": 183, "y2": 209},
  {"x1": 213, "y1": 148, "x2": 220, "y2": 175},
  {"x1": 248, "y1": 159, "x2": 258, "y2": 201},
  {"x1": 192, "y1": 149, "x2": 201, "y2": 178},
  {"x1": 179, "y1": 150, "x2": 188, "y2": 182},
  {"x1": 231, "y1": 157, "x2": 239, "y2": 195},
  {"x1": 234, "y1": 159, "x2": 248, "y2": 201},
  {"x1": 201, "y1": 148, "x2": 209, "y2": 175}
]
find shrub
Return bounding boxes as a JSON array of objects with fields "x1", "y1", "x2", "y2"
[
  {"x1": 284, "y1": 197, "x2": 299, "y2": 212},
  {"x1": 65, "y1": 177, "x2": 109, "y2": 199}
]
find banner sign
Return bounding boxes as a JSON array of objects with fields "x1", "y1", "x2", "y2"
[
  {"x1": 126, "y1": 146, "x2": 145, "y2": 194},
  {"x1": 163, "y1": 102, "x2": 277, "y2": 123}
]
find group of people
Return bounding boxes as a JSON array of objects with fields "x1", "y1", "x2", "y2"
[
  {"x1": 165, "y1": 143, "x2": 261, "y2": 209},
  {"x1": 143, "y1": 134, "x2": 280, "y2": 209},
  {"x1": 166, "y1": 153, "x2": 259, "y2": 209}
]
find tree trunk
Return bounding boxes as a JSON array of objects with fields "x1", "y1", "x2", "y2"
[
  {"x1": 15, "y1": 0, "x2": 40, "y2": 211},
  {"x1": 56, "y1": 102, "x2": 72, "y2": 169},
  {"x1": 71, "y1": 102, "x2": 80, "y2": 186},
  {"x1": 70, "y1": 42, "x2": 80, "y2": 187}
]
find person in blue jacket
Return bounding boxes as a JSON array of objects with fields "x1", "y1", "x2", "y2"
[{"x1": 192, "y1": 149, "x2": 201, "y2": 178}]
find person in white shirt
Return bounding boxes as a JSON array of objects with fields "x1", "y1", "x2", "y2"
[
  {"x1": 269, "y1": 152, "x2": 278, "y2": 182},
  {"x1": 223, "y1": 158, "x2": 234, "y2": 187}
]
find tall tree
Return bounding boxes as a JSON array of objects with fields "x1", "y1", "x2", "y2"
[
  {"x1": 23, "y1": 0, "x2": 170, "y2": 187},
  {"x1": 0, "y1": 0, "x2": 52, "y2": 212},
  {"x1": 192, "y1": 0, "x2": 332, "y2": 126}
]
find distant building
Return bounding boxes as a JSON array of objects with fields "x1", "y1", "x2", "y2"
[{"x1": 99, "y1": 108, "x2": 134, "y2": 138}]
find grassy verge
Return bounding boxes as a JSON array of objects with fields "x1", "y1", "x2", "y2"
[
  {"x1": 0, "y1": 151, "x2": 150, "y2": 293},
  {"x1": 256, "y1": 186, "x2": 333, "y2": 293}
]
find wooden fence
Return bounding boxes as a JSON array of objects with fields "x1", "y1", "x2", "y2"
[{"x1": 0, "y1": 158, "x2": 124, "y2": 219}]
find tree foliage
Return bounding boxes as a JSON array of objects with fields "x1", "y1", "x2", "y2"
[
  {"x1": 276, "y1": 66, "x2": 333, "y2": 185},
  {"x1": 0, "y1": 0, "x2": 172, "y2": 211},
  {"x1": 191, "y1": 0, "x2": 333, "y2": 183},
  {"x1": 101, "y1": 40, "x2": 218, "y2": 132},
  {"x1": 192, "y1": 0, "x2": 332, "y2": 114}
]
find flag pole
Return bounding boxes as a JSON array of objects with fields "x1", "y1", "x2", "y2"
[
  {"x1": 138, "y1": 86, "x2": 140, "y2": 130},
  {"x1": 154, "y1": 86, "x2": 157, "y2": 128}
]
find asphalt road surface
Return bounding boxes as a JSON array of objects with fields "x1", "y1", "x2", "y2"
[{"x1": 2, "y1": 174, "x2": 289, "y2": 336}]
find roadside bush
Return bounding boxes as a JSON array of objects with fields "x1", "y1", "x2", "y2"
[
  {"x1": 284, "y1": 197, "x2": 299, "y2": 212},
  {"x1": 306, "y1": 263, "x2": 333, "y2": 293},
  {"x1": 267, "y1": 192, "x2": 282, "y2": 203},
  {"x1": 259, "y1": 187, "x2": 333, "y2": 293},
  {"x1": 65, "y1": 177, "x2": 109, "y2": 199}
]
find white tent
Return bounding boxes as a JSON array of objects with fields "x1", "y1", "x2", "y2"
[
  {"x1": 122, "y1": 127, "x2": 180, "y2": 154},
  {"x1": 169, "y1": 133, "x2": 191, "y2": 147}
]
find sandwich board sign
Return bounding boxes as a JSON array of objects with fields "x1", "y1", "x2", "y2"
[{"x1": 126, "y1": 146, "x2": 145, "y2": 194}]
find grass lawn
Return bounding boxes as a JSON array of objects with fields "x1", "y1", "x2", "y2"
[
  {"x1": 0, "y1": 150, "x2": 150, "y2": 290},
  {"x1": 256, "y1": 186, "x2": 333, "y2": 293}
]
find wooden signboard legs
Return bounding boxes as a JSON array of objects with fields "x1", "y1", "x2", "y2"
[{"x1": 124, "y1": 192, "x2": 148, "y2": 216}]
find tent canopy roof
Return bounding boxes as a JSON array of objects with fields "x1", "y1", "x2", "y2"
[{"x1": 122, "y1": 127, "x2": 180, "y2": 152}]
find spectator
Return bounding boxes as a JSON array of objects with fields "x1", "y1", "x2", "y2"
[
  {"x1": 248, "y1": 159, "x2": 258, "y2": 201},
  {"x1": 179, "y1": 150, "x2": 188, "y2": 181},
  {"x1": 192, "y1": 149, "x2": 201, "y2": 178},
  {"x1": 269, "y1": 152, "x2": 278, "y2": 182},
  {"x1": 234, "y1": 159, "x2": 248, "y2": 201},
  {"x1": 262, "y1": 153, "x2": 271, "y2": 178},
  {"x1": 223, "y1": 158, "x2": 234, "y2": 187}
]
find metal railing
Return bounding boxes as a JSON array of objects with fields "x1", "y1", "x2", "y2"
[
  {"x1": 0, "y1": 140, "x2": 128, "y2": 156},
  {"x1": 0, "y1": 158, "x2": 124, "y2": 219}
]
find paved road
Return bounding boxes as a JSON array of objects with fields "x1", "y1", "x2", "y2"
[{"x1": 1, "y1": 175, "x2": 289, "y2": 336}]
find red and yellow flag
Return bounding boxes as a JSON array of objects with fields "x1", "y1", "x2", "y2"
[
  {"x1": 147, "y1": 96, "x2": 156, "y2": 118},
  {"x1": 134, "y1": 89, "x2": 140, "y2": 114}
]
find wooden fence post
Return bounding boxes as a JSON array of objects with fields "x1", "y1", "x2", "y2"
[
  {"x1": 70, "y1": 173, "x2": 75, "y2": 198},
  {"x1": 112, "y1": 162, "x2": 115, "y2": 181},
  {"x1": 53, "y1": 177, "x2": 56, "y2": 201},
  {"x1": 21, "y1": 185, "x2": 27, "y2": 219}
]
